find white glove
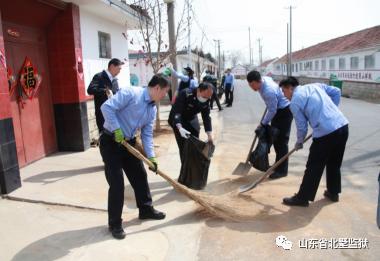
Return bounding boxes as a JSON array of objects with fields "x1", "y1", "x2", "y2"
[{"x1": 177, "y1": 126, "x2": 190, "y2": 139}]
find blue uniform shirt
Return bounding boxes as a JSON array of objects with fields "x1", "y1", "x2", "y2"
[
  {"x1": 259, "y1": 76, "x2": 290, "y2": 125},
  {"x1": 290, "y1": 83, "x2": 349, "y2": 143},
  {"x1": 101, "y1": 87, "x2": 157, "y2": 158},
  {"x1": 224, "y1": 74, "x2": 235, "y2": 90}
]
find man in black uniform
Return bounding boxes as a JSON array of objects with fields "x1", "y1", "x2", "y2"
[
  {"x1": 203, "y1": 72, "x2": 223, "y2": 111},
  {"x1": 168, "y1": 82, "x2": 214, "y2": 163},
  {"x1": 87, "y1": 58, "x2": 124, "y2": 133}
]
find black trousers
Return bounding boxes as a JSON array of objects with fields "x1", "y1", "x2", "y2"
[
  {"x1": 298, "y1": 125, "x2": 349, "y2": 201},
  {"x1": 99, "y1": 133, "x2": 152, "y2": 228},
  {"x1": 225, "y1": 87, "x2": 233, "y2": 106},
  {"x1": 271, "y1": 106, "x2": 293, "y2": 175},
  {"x1": 210, "y1": 89, "x2": 222, "y2": 110},
  {"x1": 170, "y1": 117, "x2": 200, "y2": 164}
]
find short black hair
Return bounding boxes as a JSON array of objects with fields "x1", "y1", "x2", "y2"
[
  {"x1": 148, "y1": 74, "x2": 171, "y2": 89},
  {"x1": 279, "y1": 76, "x2": 300, "y2": 88},
  {"x1": 108, "y1": 58, "x2": 124, "y2": 68},
  {"x1": 198, "y1": 82, "x2": 213, "y2": 91},
  {"x1": 247, "y1": 70, "x2": 261, "y2": 83},
  {"x1": 184, "y1": 67, "x2": 194, "y2": 76}
]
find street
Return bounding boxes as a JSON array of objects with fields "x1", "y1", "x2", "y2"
[{"x1": 1, "y1": 80, "x2": 379, "y2": 260}]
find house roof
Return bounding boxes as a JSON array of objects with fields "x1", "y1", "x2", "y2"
[
  {"x1": 259, "y1": 58, "x2": 278, "y2": 67},
  {"x1": 276, "y1": 25, "x2": 380, "y2": 63}
]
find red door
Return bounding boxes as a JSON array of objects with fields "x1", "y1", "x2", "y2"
[{"x1": 3, "y1": 22, "x2": 57, "y2": 167}]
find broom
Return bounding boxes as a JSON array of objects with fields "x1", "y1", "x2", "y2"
[{"x1": 122, "y1": 140, "x2": 251, "y2": 221}]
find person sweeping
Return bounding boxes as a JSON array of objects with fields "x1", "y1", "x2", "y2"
[
  {"x1": 279, "y1": 77, "x2": 349, "y2": 207},
  {"x1": 246, "y1": 70, "x2": 293, "y2": 179},
  {"x1": 100, "y1": 74, "x2": 170, "y2": 239}
]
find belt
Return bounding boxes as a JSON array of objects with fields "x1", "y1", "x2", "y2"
[{"x1": 102, "y1": 129, "x2": 136, "y2": 143}]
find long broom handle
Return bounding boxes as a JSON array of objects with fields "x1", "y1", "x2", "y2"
[
  {"x1": 245, "y1": 108, "x2": 268, "y2": 163},
  {"x1": 121, "y1": 140, "x2": 180, "y2": 188},
  {"x1": 250, "y1": 134, "x2": 312, "y2": 189}
]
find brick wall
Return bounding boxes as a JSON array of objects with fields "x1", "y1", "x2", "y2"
[
  {"x1": 272, "y1": 75, "x2": 380, "y2": 103},
  {"x1": 86, "y1": 99, "x2": 98, "y2": 142}
]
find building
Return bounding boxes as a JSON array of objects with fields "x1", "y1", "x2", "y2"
[
  {"x1": 272, "y1": 25, "x2": 380, "y2": 100},
  {"x1": 231, "y1": 64, "x2": 248, "y2": 79},
  {"x1": 129, "y1": 50, "x2": 217, "y2": 87},
  {"x1": 256, "y1": 58, "x2": 278, "y2": 76},
  {"x1": 0, "y1": 0, "x2": 144, "y2": 194}
]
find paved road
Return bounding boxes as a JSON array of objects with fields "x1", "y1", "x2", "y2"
[
  {"x1": 1, "y1": 80, "x2": 379, "y2": 260},
  {"x1": 197, "y1": 80, "x2": 380, "y2": 260}
]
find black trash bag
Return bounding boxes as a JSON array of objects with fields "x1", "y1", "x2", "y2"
[
  {"x1": 249, "y1": 125, "x2": 277, "y2": 172},
  {"x1": 178, "y1": 136, "x2": 215, "y2": 190}
]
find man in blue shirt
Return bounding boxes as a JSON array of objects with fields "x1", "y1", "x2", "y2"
[
  {"x1": 247, "y1": 71, "x2": 293, "y2": 179},
  {"x1": 100, "y1": 74, "x2": 170, "y2": 239},
  {"x1": 224, "y1": 69, "x2": 235, "y2": 107},
  {"x1": 279, "y1": 77, "x2": 349, "y2": 207}
]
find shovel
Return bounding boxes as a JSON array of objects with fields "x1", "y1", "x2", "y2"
[
  {"x1": 238, "y1": 134, "x2": 312, "y2": 193},
  {"x1": 232, "y1": 108, "x2": 268, "y2": 175}
]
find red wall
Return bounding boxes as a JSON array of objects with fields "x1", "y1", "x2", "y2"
[
  {"x1": 0, "y1": 11, "x2": 12, "y2": 120},
  {"x1": 47, "y1": 3, "x2": 86, "y2": 105}
]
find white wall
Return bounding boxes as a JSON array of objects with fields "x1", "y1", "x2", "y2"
[
  {"x1": 129, "y1": 53, "x2": 217, "y2": 87},
  {"x1": 80, "y1": 8, "x2": 131, "y2": 93},
  {"x1": 273, "y1": 48, "x2": 380, "y2": 83}
]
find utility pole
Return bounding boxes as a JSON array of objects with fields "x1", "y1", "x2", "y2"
[
  {"x1": 289, "y1": 5, "x2": 292, "y2": 76},
  {"x1": 222, "y1": 51, "x2": 225, "y2": 73},
  {"x1": 257, "y1": 38, "x2": 262, "y2": 66},
  {"x1": 287, "y1": 23, "x2": 289, "y2": 76},
  {"x1": 187, "y1": 0, "x2": 191, "y2": 67},
  {"x1": 217, "y1": 40, "x2": 221, "y2": 79},
  {"x1": 164, "y1": 0, "x2": 177, "y2": 95},
  {"x1": 286, "y1": 5, "x2": 294, "y2": 76},
  {"x1": 248, "y1": 27, "x2": 252, "y2": 66},
  {"x1": 213, "y1": 39, "x2": 221, "y2": 78}
]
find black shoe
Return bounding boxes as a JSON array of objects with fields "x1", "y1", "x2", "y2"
[
  {"x1": 218, "y1": 108, "x2": 223, "y2": 111},
  {"x1": 269, "y1": 172, "x2": 287, "y2": 179},
  {"x1": 226, "y1": 104, "x2": 232, "y2": 107},
  {"x1": 139, "y1": 206, "x2": 166, "y2": 220},
  {"x1": 283, "y1": 194, "x2": 309, "y2": 207},
  {"x1": 109, "y1": 226, "x2": 126, "y2": 239},
  {"x1": 323, "y1": 190, "x2": 339, "y2": 202}
]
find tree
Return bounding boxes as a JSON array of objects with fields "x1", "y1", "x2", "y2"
[
  {"x1": 228, "y1": 50, "x2": 244, "y2": 68},
  {"x1": 129, "y1": 0, "x2": 187, "y2": 130}
]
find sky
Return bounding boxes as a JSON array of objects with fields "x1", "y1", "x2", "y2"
[{"x1": 174, "y1": 0, "x2": 380, "y2": 66}]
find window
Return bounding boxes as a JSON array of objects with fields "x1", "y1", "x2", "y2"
[
  {"x1": 315, "y1": 60, "x2": 319, "y2": 71},
  {"x1": 321, "y1": 60, "x2": 326, "y2": 70},
  {"x1": 300, "y1": 63, "x2": 303, "y2": 71},
  {"x1": 365, "y1": 55, "x2": 375, "y2": 69},
  {"x1": 329, "y1": 59, "x2": 335, "y2": 70},
  {"x1": 350, "y1": 57, "x2": 359, "y2": 69},
  {"x1": 292, "y1": 64, "x2": 294, "y2": 72},
  {"x1": 296, "y1": 63, "x2": 298, "y2": 72},
  {"x1": 339, "y1": 58, "x2": 346, "y2": 70},
  {"x1": 98, "y1": 31, "x2": 111, "y2": 58},
  {"x1": 310, "y1": 61, "x2": 313, "y2": 71}
]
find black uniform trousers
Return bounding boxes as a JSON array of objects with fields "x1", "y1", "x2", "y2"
[
  {"x1": 99, "y1": 133, "x2": 152, "y2": 228},
  {"x1": 297, "y1": 124, "x2": 349, "y2": 201},
  {"x1": 225, "y1": 85, "x2": 233, "y2": 106},
  {"x1": 210, "y1": 86, "x2": 222, "y2": 110},
  {"x1": 170, "y1": 117, "x2": 200, "y2": 164},
  {"x1": 271, "y1": 106, "x2": 293, "y2": 175}
]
